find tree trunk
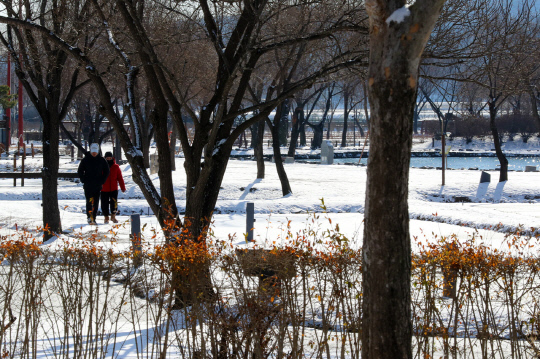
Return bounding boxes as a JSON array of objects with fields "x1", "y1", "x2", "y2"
[
  {"x1": 114, "y1": 134, "x2": 122, "y2": 162},
  {"x1": 489, "y1": 101, "x2": 508, "y2": 182},
  {"x1": 299, "y1": 122, "x2": 307, "y2": 147},
  {"x1": 355, "y1": 117, "x2": 365, "y2": 138},
  {"x1": 278, "y1": 99, "x2": 290, "y2": 146},
  {"x1": 341, "y1": 91, "x2": 349, "y2": 147},
  {"x1": 288, "y1": 106, "x2": 303, "y2": 157},
  {"x1": 169, "y1": 122, "x2": 177, "y2": 172},
  {"x1": 363, "y1": 61, "x2": 414, "y2": 359},
  {"x1": 142, "y1": 129, "x2": 151, "y2": 169},
  {"x1": 271, "y1": 122, "x2": 292, "y2": 196},
  {"x1": 151, "y1": 107, "x2": 178, "y2": 225},
  {"x1": 254, "y1": 120, "x2": 266, "y2": 179},
  {"x1": 270, "y1": 104, "x2": 292, "y2": 196},
  {"x1": 42, "y1": 113, "x2": 62, "y2": 240},
  {"x1": 326, "y1": 119, "x2": 332, "y2": 140},
  {"x1": 529, "y1": 86, "x2": 540, "y2": 130},
  {"x1": 311, "y1": 122, "x2": 324, "y2": 149},
  {"x1": 362, "y1": 79, "x2": 371, "y2": 131},
  {"x1": 76, "y1": 125, "x2": 83, "y2": 159},
  {"x1": 413, "y1": 107, "x2": 420, "y2": 134},
  {"x1": 312, "y1": 85, "x2": 334, "y2": 149},
  {"x1": 362, "y1": 1, "x2": 446, "y2": 358}
]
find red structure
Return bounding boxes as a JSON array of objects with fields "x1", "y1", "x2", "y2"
[{"x1": 6, "y1": 53, "x2": 11, "y2": 147}]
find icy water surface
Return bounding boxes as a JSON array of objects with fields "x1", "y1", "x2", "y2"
[{"x1": 339, "y1": 156, "x2": 540, "y2": 170}]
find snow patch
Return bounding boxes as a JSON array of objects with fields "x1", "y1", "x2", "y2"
[
  {"x1": 212, "y1": 139, "x2": 227, "y2": 156},
  {"x1": 386, "y1": 6, "x2": 411, "y2": 24},
  {"x1": 127, "y1": 148, "x2": 143, "y2": 157}
]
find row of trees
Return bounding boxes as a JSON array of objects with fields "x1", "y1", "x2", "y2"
[{"x1": 0, "y1": 0, "x2": 538, "y2": 357}]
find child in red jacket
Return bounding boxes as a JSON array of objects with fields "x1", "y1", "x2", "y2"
[{"x1": 101, "y1": 151, "x2": 126, "y2": 223}]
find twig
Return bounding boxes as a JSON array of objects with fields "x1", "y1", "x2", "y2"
[{"x1": 0, "y1": 308, "x2": 16, "y2": 336}]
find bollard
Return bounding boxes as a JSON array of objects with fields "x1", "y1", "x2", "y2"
[
  {"x1": 31, "y1": 143, "x2": 34, "y2": 158},
  {"x1": 130, "y1": 214, "x2": 142, "y2": 267},
  {"x1": 71, "y1": 145, "x2": 74, "y2": 161},
  {"x1": 236, "y1": 248, "x2": 296, "y2": 293},
  {"x1": 479, "y1": 171, "x2": 491, "y2": 183},
  {"x1": 476, "y1": 171, "x2": 491, "y2": 199},
  {"x1": 246, "y1": 202, "x2": 255, "y2": 242}
]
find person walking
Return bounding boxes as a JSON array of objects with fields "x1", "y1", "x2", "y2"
[
  {"x1": 78, "y1": 143, "x2": 109, "y2": 225},
  {"x1": 101, "y1": 151, "x2": 126, "y2": 224}
]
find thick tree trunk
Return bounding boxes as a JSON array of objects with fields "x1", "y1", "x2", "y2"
[
  {"x1": 184, "y1": 158, "x2": 229, "y2": 241},
  {"x1": 362, "y1": 79, "x2": 371, "y2": 132},
  {"x1": 174, "y1": 153, "x2": 232, "y2": 307},
  {"x1": 253, "y1": 120, "x2": 265, "y2": 179},
  {"x1": 152, "y1": 108, "x2": 178, "y2": 226},
  {"x1": 288, "y1": 106, "x2": 303, "y2": 157},
  {"x1": 489, "y1": 101, "x2": 508, "y2": 182},
  {"x1": 114, "y1": 134, "x2": 122, "y2": 161},
  {"x1": 278, "y1": 99, "x2": 290, "y2": 146},
  {"x1": 363, "y1": 63, "x2": 414, "y2": 359},
  {"x1": 142, "y1": 134, "x2": 151, "y2": 169},
  {"x1": 169, "y1": 122, "x2": 177, "y2": 172},
  {"x1": 299, "y1": 122, "x2": 307, "y2": 147},
  {"x1": 310, "y1": 122, "x2": 324, "y2": 149},
  {"x1": 42, "y1": 114, "x2": 62, "y2": 240},
  {"x1": 362, "y1": 1, "x2": 446, "y2": 358}
]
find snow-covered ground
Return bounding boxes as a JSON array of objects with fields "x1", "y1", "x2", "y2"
[
  {"x1": 0, "y1": 138, "x2": 539, "y2": 249},
  {"x1": 1, "y1": 138, "x2": 540, "y2": 358}
]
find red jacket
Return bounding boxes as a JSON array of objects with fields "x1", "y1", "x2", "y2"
[{"x1": 102, "y1": 159, "x2": 126, "y2": 192}]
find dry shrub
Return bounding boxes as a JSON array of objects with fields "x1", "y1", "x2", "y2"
[{"x1": 1, "y1": 221, "x2": 540, "y2": 358}]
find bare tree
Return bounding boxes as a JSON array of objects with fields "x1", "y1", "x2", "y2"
[
  {"x1": 61, "y1": 91, "x2": 123, "y2": 157},
  {"x1": 287, "y1": 85, "x2": 325, "y2": 156},
  {"x1": 0, "y1": 0, "x2": 92, "y2": 240},
  {"x1": 340, "y1": 77, "x2": 363, "y2": 147},
  {"x1": 308, "y1": 82, "x2": 337, "y2": 149},
  {"x1": 325, "y1": 85, "x2": 342, "y2": 141},
  {"x1": 419, "y1": 66, "x2": 459, "y2": 184},
  {"x1": 0, "y1": 1, "x2": 369, "y2": 262},
  {"x1": 460, "y1": 0, "x2": 538, "y2": 182},
  {"x1": 362, "y1": 0, "x2": 446, "y2": 358}
]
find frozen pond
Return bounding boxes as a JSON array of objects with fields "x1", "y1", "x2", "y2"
[{"x1": 335, "y1": 155, "x2": 540, "y2": 171}]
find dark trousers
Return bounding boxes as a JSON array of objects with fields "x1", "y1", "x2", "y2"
[
  {"x1": 84, "y1": 188, "x2": 101, "y2": 221},
  {"x1": 101, "y1": 190, "x2": 118, "y2": 216}
]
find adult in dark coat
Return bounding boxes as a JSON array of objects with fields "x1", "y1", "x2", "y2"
[{"x1": 78, "y1": 143, "x2": 109, "y2": 224}]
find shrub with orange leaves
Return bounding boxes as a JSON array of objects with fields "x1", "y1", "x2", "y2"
[
  {"x1": 0, "y1": 238, "x2": 42, "y2": 263},
  {"x1": 151, "y1": 240, "x2": 212, "y2": 277}
]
